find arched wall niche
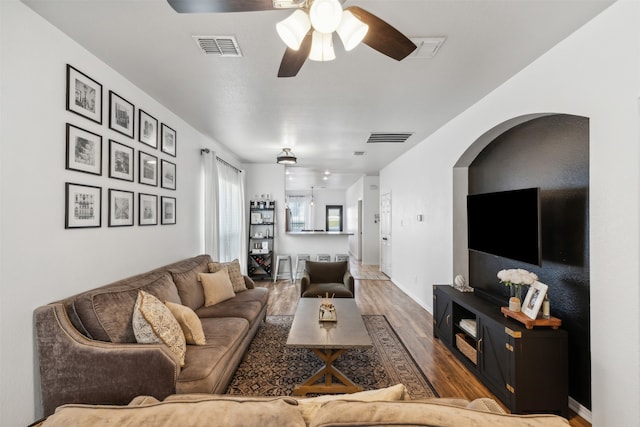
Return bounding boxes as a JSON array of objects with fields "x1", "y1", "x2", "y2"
[{"x1": 452, "y1": 113, "x2": 591, "y2": 409}]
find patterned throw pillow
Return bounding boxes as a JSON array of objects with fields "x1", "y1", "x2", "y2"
[
  {"x1": 208, "y1": 259, "x2": 247, "y2": 292},
  {"x1": 132, "y1": 290, "x2": 186, "y2": 366},
  {"x1": 199, "y1": 268, "x2": 236, "y2": 307},
  {"x1": 165, "y1": 301, "x2": 206, "y2": 345}
]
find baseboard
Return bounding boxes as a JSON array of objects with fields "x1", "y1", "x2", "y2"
[{"x1": 569, "y1": 396, "x2": 592, "y2": 423}]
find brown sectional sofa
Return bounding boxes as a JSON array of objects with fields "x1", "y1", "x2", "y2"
[
  {"x1": 34, "y1": 254, "x2": 269, "y2": 417},
  {"x1": 35, "y1": 384, "x2": 571, "y2": 426}
]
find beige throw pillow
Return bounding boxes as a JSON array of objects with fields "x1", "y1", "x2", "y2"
[
  {"x1": 165, "y1": 301, "x2": 206, "y2": 345},
  {"x1": 132, "y1": 290, "x2": 186, "y2": 366},
  {"x1": 208, "y1": 259, "x2": 247, "y2": 292},
  {"x1": 199, "y1": 268, "x2": 236, "y2": 307}
]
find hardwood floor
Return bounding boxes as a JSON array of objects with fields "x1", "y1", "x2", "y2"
[{"x1": 255, "y1": 261, "x2": 590, "y2": 427}]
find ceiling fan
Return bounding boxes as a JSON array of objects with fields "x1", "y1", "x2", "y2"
[{"x1": 167, "y1": 0, "x2": 417, "y2": 77}]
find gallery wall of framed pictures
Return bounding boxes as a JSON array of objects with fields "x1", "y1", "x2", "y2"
[{"x1": 64, "y1": 64, "x2": 178, "y2": 229}]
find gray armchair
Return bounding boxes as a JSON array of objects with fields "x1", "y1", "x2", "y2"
[{"x1": 300, "y1": 260, "x2": 354, "y2": 298}]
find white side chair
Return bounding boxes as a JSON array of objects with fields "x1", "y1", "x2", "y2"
[
  {"x1": 316, "y1": 254, "x2": 331, "y2": 262},
  {"x1": 334, "y1": 254, "x2": 349, "y2": 262},
  {"x1": 273, "y1": 254, "x2": 293, "y2": 282},
  {"x1": 293, "y1": 254, "x2": 310, "y2": 281}
]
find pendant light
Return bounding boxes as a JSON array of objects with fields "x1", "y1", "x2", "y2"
[{"x1": 277, "y1": 148, "x2": 297, "y2": 165}]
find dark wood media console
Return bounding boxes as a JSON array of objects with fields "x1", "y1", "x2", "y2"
[{"x1": 433, "y1": 285, "x2": 568, "y2": 417}]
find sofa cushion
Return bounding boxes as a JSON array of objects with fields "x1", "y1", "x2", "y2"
[
  {"x1": 133, "y1": 291, "x2": 186, "y2": 366},
  {"x1": 40, "y1": 397, "x2": 306, "y2": 427},
  {"x1": 170, "y1": 257, "x2": 211, "y2": 311},
  {"x1": 302, "y1": 283, "x2": 354, "y2": 298},
  {"x1": 74, "y1": 272, "x2": 180, "y2": 343},
  {"x1": 208, "y1": 259, "x2": 247, "y2": 292},
  {"x1": 309, "y1": 400, "x2": 570, "y2": 427},
  {"x1": 165, "y1": 301, "x2": 206, "y2": 345},
  {"x1": 195, "y1": 287, "x2": 269, "y2": 323},
  {"x1": 199, "y1": 269, "x2": 236, "y2": 307},
  {"x1": 295, "y1": 383, "x2": 409, "y2": 424},
  {"x1": 176, "y1": 317, "x2": 250, "y2": 394}
]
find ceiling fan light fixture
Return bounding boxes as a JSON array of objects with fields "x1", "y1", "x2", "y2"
[
  {"x1": 337, "y1": 10, "x2": 368, "y2": 51},
  {"x1": 276, "y1": 10, "x2": 311, "y2": 50},
  {"x1": 309, "y1": 31, "x2": 335, "y2": 61},
  {"x1": 309, "y1": 0, "x2": 343, "y2": 33},
  {"x1": 277, "y1": 147, "x2": 297, "y2": 164}
]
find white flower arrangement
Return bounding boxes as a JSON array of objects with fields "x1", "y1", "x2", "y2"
[{"x1": 497, "y1": 268, "x2": 538, "y2": 286}]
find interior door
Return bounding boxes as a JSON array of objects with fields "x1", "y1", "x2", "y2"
[{"x1": 380, "y1": 192, "x2": 392, "y2": 276}]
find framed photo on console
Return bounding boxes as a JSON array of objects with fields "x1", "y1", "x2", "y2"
[
  {"x1": 139, "y1": 193, "x2": 158, "y2": 226},
  {"x1": 66, "y1": 123, "x2": 102, "y2": 176},
  {"x1": 161, "y1": 196, "x2": 176, "y2": 225},
  {"x1": 522, "y1": 281, "x2": 548, "y2": 320},
  {"x1": 65, "y1": 183, "x2": 102, "y2": 229},
  {"x1": 109, "y1": 91, "x2": 134, "y2": 138},
  {"x1": 66, "y1": 64, "x2": 102, "y2": 124},
  {"x1": 108, "y1": 189, "x2": 134, "y2": 227}
]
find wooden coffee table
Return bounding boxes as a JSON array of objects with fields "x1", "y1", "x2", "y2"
[{"x1": 286, "y1": 298, "x2": 372, "y2": 396}]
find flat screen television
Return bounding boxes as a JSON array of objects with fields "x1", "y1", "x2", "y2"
[{"x1": 467, "y1": 187, "x2": 541, "y2": 266}]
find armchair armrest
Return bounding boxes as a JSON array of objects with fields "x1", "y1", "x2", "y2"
[
  {"x1": 35, "y1": 304, "x2": 180, "y2": 417},
  {"x1": 343, "y1": 270, "x2": 355, "y2": 295},
  {"x1": 300, "y1": 272, "x2": 311, "y2": 296}
]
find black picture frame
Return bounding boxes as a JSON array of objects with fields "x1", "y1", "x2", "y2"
[
  {"x1": 108, "y1": 139, "x2": 134, "y2": 182},
  {"x1": 138, "y1": 109, "x2": 158, "y2": 148},
  {"x1": 65, "y1": 182, "x2": 102, "y2": 229},
  {"x1": 161, "y1": 196, "x2": 176, "y2": 225},
  {"x1": 109, "y1": 90, "x2": 135, "y2": 138},
  {"x1": 161, "y1": 123, "x2": 177, "y2": 157},
  {"x1": 139, "y1": 193, "x2": 158, "y2": 226},
  {"x1": 66, "y1": 64, "x2": 102, "y2": 124},
  {"x1": 139, "y1": 150, "x2": 158, "y2": 186},
  {"x1": 108, "y1": 189, "x2": 134, "y2": 227},
  {"x1": 161, "y1": 159, "x2": 176, "y2": 190},
  {"x1": 65, "y1": 123, "x2": 102, "y2": 176}
]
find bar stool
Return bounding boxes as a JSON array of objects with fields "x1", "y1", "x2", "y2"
[
  {"x1": 335, "y1": 254, "x2": 349, "y2": 262},
  {"x1": 294, "y1": 254, "x2": 310, "y2": 281},
  {"x1": 316, "y1": 254, "x2": 331, "y2": 262},
  {"x1": 273, "y1": 254, "x2": 293, "y2": 282}
]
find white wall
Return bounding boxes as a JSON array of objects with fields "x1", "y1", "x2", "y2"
[
  {"x1": 0, "y1": 2, "x2": 240, "y2": 425},
  {"x1": 380, "y1": 1, "x2": 639, "y2": 424}
]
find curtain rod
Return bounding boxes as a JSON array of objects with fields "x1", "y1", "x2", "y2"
[{"x1": 200, "y1": 148, "x2": 242, "y2": 173}]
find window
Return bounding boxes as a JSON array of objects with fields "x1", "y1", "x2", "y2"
[
  {"x1": 326, "y1": 205, "x2": 343, "y2": 232},
  {"x1": 286, "y1": 195, "x2": 311, "y2": 232}
]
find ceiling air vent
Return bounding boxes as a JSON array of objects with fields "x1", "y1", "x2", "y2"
[
  {"x1": 409, "y1": 37, "x2": 446, "y2": 59},
  {"x1": 193, "y1": 35, "x2": 242, "y2": 57},
  {"x1": 353, "y1": 151, "x2": 366, "y2": 156},
  {"x1": 366, "y1": 133, "x2": 413, "y2": 144}
]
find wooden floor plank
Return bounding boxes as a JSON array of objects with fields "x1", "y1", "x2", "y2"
[{"x1": 254, "y1": 261, "x2": 590, "y2": 427}]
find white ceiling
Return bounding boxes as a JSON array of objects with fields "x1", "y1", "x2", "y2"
[{"x1": 23, "y1": 0, "x2": 613, "y2": 190}]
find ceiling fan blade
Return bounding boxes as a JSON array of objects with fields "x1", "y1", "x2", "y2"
[
  {"x1": 345, "y1": 6, "x2": 417, "y2": 61},
  {"x1": 167, "y1": 0, "x2": 276, "y2": 13},
  {"x1": 277, "y1": 32, "x2": 312, "y2": 78}
]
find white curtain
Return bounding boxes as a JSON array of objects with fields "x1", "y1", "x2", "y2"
[
  {"x1": 202, "y1": 150, "x2": 219, "y2": 260},
  {"x1": 216, "y1": 158, "x2": 246, "y2": 269}
]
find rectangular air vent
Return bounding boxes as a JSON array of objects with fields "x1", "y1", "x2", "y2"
[
  {"x1": 353, "y1": 151, "x2": 366, "y2": 156},
  {"x1": 366, "y1": 133, "x2": 413, "y2": 144},
  {"x1": 409, "y1": 37, "x2": 446, "y2": 59},
  {"x1": 193, "y1": 35, "x2": 242, "y2": 57}
]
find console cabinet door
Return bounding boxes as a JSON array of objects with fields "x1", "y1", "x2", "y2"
[
  {"x1": 433, "y1": 288, "x2": 453, "y2": 346},
  {"x1": 478, "y1": 319, "x2": 511, "y2": 405}
]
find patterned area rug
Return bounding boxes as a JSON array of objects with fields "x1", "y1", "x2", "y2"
[{"x1": 226, "y1": 315, "x2": 438, "y2": 398}]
